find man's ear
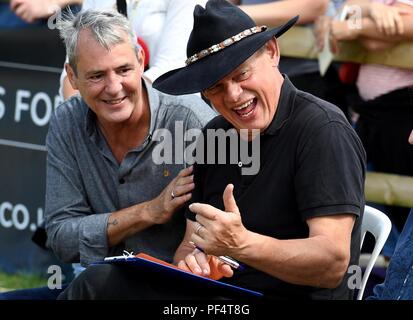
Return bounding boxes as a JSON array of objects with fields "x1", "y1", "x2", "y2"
[
  {"x1": 136, "y1": 47, "x2": 145, "y2": 74},
  {"x1": 201, "y1": 90, "x2": 209, "y2": 101},
  {"x1": 65, "y1": 63, "x2": 79, "y2": 90},
  {"x1": 200, "y1": 92, "x2": 213, "y2": 108},
  {"x1": 266, "y1": 38, "x2": 280, "y2": 67}
]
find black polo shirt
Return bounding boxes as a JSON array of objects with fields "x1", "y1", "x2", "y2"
[{"x1": 186, "y1": 76, "x2": 366, "y2": 300}]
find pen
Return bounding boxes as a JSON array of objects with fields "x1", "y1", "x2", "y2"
[{"x1": 189, "y1": 242, "x2": 245, "y2": 271}]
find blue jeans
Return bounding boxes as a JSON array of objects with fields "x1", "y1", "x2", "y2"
[{"x1": 368, "y1": 209, "x2": 413, "y2": 300}]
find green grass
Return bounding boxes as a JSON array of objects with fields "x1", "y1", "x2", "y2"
[{"x1": 0, "y1": 270, "x2": 47, "y2": 292}]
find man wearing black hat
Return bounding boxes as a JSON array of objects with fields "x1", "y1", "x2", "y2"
[
  {"x1": 59, "y1": 0, "x2": 366, "y2": 300},
  {"x1": 156, "y1": 0, "x2": 366, "y2": 300}
]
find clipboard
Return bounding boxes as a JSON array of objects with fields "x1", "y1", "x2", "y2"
[{"x1": 94, "y1": 253, "x2": 263, "y2": 299}]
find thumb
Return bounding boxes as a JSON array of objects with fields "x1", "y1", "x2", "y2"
[
  {"x1": 408, "y1": 129, "x2": 413, "y2": 145},
  {"x1": 223, "y1": 184, "x2": 239, "y2": 215}
]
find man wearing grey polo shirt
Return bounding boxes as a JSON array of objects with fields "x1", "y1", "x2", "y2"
[{"x1": 45, "y1": 9, "x2": 215, "y2": 269}]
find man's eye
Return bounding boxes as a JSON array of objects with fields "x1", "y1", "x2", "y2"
[
  {"x1": 89, "y1": 75, "x2": 102, "y2": 81},
  {"x1": 119, "y1": 68, "x2": 132, "y2": 75},
  {"x1": 237, "y1": 71, "x2": 250, "y2": 81},
  {"x1": 207, "y1": 85, "x2": 221, "y2": 95}
]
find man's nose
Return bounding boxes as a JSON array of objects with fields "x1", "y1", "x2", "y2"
[
  {"x1": 104, "y1": 73, "x2": 122, "y2": 95},
  {"x1": 225, "y1": 81, "x2": 242, "y2": 103}
]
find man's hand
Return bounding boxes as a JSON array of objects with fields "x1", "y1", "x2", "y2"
[
  {"x1": 107, "y1": 166, "x2": 194, "y2": 247},
  {"x1": 147, "y1": 166, "x2": 194, "y2": 225},
  {"x1": 189, "y1": 184, "x2": 249, "y2": 257},
  {"x1": 368, "y1": 2, "x2": 408, "y2": 36},
  {"x1": 314, "y1": 15, "x2": 343, "y2": 54},
  {"x1": 177, "y1": 248, "x2": 233, "y2": 280},
  {"x1": 331, "y1": 19, "x2": 361, "y2": 41},
  {"x1": 10, "y1": 0, "x2": 61, "y2": 23},
  {"x1": 314, "y1": 15, "x2": 331, "y2": 52}
]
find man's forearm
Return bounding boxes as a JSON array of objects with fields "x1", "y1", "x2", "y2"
[
  {"x1": 332, "y1": 16, "x2": 413, "y2": 43},
  {"x1": 359, "y1": 17, "x2": 413, "y2": 41},
  {"x1": 107, "y1": 200, "x2": 159, "y2": 247},
  {"x1": 57, "y1": 0, "x2": 83, "y2": 6},
  {"x1": 231, "y1": 231, "x2": 349, "y2": 288},
  {"x1": 240, "y1": 0, "x2": 328, "y2": 26},
  {"x1": 102, "y1": 166, "x2": 194, "y2": 248}
]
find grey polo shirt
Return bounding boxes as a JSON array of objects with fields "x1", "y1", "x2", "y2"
[{"x1": 45, "y1": 82, "x2": 216, "y2": 266}]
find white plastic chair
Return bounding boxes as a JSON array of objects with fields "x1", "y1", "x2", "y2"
[{"x1": 357, "y1": 205, "x2": 392, "y2": 300}]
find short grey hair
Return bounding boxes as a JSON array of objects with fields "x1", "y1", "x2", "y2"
[{"x1": 58, "y1": 9, "x2": 137, "y2": 73}]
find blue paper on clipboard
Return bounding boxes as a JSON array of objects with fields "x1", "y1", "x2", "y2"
[{"x1": 93, "y1": 253, "x2": 263, "y2": 299}]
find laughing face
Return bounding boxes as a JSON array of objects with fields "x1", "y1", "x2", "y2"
[
  {"x1": 66, "y1": 29, "x2": 145, "y2": 128},
  {"x1": 203, "y1": 38, "x2": 284, "y2": 138}
]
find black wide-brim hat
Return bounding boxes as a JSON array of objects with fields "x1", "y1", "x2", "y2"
[{"x1": 153, "y1": 0, "x2": 298, "y2": 95}]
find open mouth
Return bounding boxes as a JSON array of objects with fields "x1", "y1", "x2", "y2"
[
  {"x1": 233, "y1": 98, "x2": 257, "y2": 118},
  {"x1": 102, "y1": 97, "x2": 127, "y2": 105}
]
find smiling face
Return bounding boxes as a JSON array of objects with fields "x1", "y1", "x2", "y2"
[
  {"x1": 203, "y1": 38, "x2": 284, "y2": 136},
  {"x1": 66, "y1": 29, "x2": 146, "y2": 128}
]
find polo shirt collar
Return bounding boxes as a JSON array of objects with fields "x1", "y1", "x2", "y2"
[
  {"x1": 85, "y1": 102, "x2": 113, "y2": 161},
  {"x1": 85, "y1": 99, "x2": 96, "y2": 137},
  {"x1": 263, "y1": 75, "x2": 297, "y2": 135},
  {"x1": 143, "y1": 76, "x2": 160, "y2": 136}
]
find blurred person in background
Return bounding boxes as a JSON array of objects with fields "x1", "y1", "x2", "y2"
[{"x1": 315, "y1": 0, "x2": 413, "y2": 259}]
